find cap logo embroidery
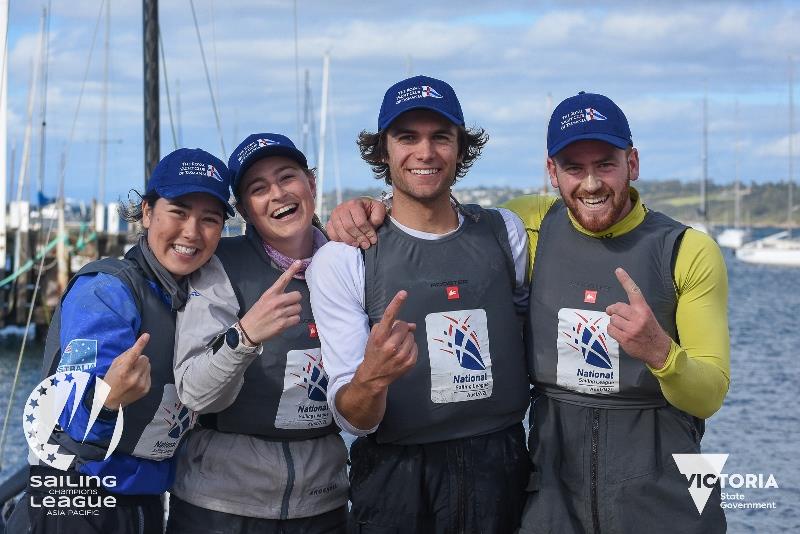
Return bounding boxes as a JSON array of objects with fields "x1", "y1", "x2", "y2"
[
  {"x1": 237, "y1": 138, "x2": 279, "y2": 165},
  {"x1": 179, "y1": 161, "x2": 216, "y2": 177},
  {"x1": 585, "y1": 108, "x2": 607, "y2": 121},
  {"x1": 396, "y1": 85, "x2": 443, "y2": 105},
  {"x1": 206, "y1": 164, "x2": 223, "y2": 182}
]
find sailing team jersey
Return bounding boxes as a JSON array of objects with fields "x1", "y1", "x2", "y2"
[
  {"x1": 503, "y1": 188, "x2": 730, "y2": 418},
  {"x1": 198, "y1": 229, "x2": 338, "y2": 439},
  {"x1": 528, "y1": 200, "x2": 685, "y2": 407},
  {"x1": 171, "y1": 227, "x2": 348, "y2": 519},
  {"x1": 39, "y1": 246, "x2": 192, "y2": 495},
  {"x1": 362, "y1": 206, "x2": 530, "y2": 444}
]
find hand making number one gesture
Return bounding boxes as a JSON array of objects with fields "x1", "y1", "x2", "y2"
[
  {"x1": 239, "y1": 260, "x2": 305, "y2": 346},
  {"x1": 605, "y1": 267, "x2": 672, "y2": 370},
  {"x1": 355, "y1": 290, "x2": 418, "y2": 391},
  {"x1": 102, "y1": 333, "x2": 152, "y2": 409}
]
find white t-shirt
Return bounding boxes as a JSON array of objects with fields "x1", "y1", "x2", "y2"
[{"x1": 306, "y1": 208, "x2": 529, "y2": 435}]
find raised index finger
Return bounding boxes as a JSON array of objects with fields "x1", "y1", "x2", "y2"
[
  {"x1": 121, "y1": 333, "x2": 150, "y2": 361},
  {"x1": 377, "y1": 290, "x2": 408, "y2": 332},
  {"x1": 267, "y1": 260, "x2": 303, "y2": 295},
  {"x1": 614, "y1": 267, "x2": 646, "y2": 305}
]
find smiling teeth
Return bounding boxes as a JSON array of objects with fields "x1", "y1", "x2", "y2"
[
  {"x1": 173, "y1": 244, "x2": 196, "y2": 255},
  {"x1": 273, "y1": 204, "x2": 298, "y2": 217},
  {"x1": 582, "y1": 197, "x2": 607, "y2": 206},
  {"x1": 410, "y1": 169, "x2": 438, "y2": 175}
]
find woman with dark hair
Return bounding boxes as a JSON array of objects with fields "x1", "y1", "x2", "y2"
[
  {"x1": 167, "y1": 134, "x2": 347, "y2": 534},
  {"x1": 6, "y1": 148, "x2": 233, "y2": 534}
]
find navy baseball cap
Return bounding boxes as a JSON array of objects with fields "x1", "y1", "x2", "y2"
[
  {"x1": 146, "y1": 148, "x2": 234, "y2": 217},
  {"x1": 547, "y1": 92, "x2": 632, "y2": 157},
  {"x1": 378, "y1": 75, "x2": 465, "y2": 131},
  {"x1": 228, "y1": 133, "x2": 308, "y2": 198}
]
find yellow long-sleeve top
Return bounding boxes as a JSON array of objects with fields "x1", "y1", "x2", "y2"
[{"x1": 503, "y1": 188, "x2": 730, "y2": 419}]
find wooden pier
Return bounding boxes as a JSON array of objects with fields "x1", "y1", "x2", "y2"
[{"x1": 0, "y1": 201, "x2": 132, "y2": 338}]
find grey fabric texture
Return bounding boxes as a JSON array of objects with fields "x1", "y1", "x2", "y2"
[{"x1": 362, "y1": 206, "x2": 530, "y2": 445}]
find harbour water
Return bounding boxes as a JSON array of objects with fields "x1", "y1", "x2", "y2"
[{"x1": 0, "y1": 245, "x2": 798, "y2": 532}]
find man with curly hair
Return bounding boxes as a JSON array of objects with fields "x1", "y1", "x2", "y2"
[{"x1": 307, "y1": 75, "x2": 532, "y2": 533}]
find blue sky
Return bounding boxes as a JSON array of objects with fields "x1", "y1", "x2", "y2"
[{"x1": 5, "y1": 0, "x2": 800, "y2": 204}]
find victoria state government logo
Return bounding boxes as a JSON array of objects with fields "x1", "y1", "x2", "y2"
[{"x1": 673, "y1": 454, "x2": 779, "y2": 514}]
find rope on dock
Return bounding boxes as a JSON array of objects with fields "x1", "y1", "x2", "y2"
[{"x1": 0, "y1": 230, "x2": 97, "y2": 289}]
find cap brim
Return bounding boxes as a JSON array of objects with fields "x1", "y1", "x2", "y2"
[
  {"x1": 548, "y1": 133, "x2": 632, "y2": 157},
  {"x1": 155, "y1": 184, "x2": 235, "y2": 218},
  {"x1": 379, "y1": 105, "x2": 464, "y2": 131},
  {"x1": 234, "y1": 145, "x2": 308, "y2": 194}
]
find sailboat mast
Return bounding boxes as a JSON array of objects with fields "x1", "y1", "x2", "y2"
[
  {"x1": 96, "y1": 0, "x2": 110, "y2": 231},
  {"x1": 0, "y1": 0, "x2": 7, "y2": 276},
  {"x1": 316, "y1": 53, "x2": 330, "y2": 218},
  {"x1": 37, "y1": 2, "x2": 51, "y2": 200},
  {"x1": 701, "y1": 88, "x2": 709, "y2": 226},
  {"x1": 789, "y1": 58, "x2": 794, "y2": 237},
  {"x1": 143, "y1": 0, "x2": 159, "y2": 185},
  {"x1": 734, "y1": 99, "x2": 740, "y2": 229}
]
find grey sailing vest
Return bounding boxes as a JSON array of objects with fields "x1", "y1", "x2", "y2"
[
  {"x1": 42, "y1": 246, "x2": 191, "y2": 460},
  {"x1": 204, "y1": 226, "x2": 338, "y2": 440},
  {"x1": 363, "y1": 206, "x2": 530, "y2": 445},
  {"x1": 528, "y1": 200, "x2": 687, "y2": 408}
]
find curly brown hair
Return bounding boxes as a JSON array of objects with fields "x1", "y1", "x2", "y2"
[{"x1": 357, "y1": 125, "x2": 488, "y2": 186}]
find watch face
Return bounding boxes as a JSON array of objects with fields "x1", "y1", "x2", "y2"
[{"x1": 225, "y1": 327, "x2": 240, "y2": 349}]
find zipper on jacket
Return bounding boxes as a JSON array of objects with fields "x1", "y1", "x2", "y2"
[
  {"x1": 456, "y1": 441, "x2": 467, "y2": 534},
  {"x1": 590, "y1": 408, "x2": 601, "y2": 534},
  {"x1": 280, "y1": 442, "x2": 296, "y2": 520},
  {"x1": 136, "y1": 504, "x2": 145, "y2": 534}
]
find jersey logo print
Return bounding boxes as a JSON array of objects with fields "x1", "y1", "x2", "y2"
[
  {"x1": 293, "y1": 352, "x2": 328, "y2": 402},
  {"x1": 164, "y1": 401, "x2": 194, "y2": 439},
  {"x1": 564, "y1": 311, "x2": 612, "y2": 369},
  {"x1": 435, "y1": 314, "x2": 486, "y2": 371}
]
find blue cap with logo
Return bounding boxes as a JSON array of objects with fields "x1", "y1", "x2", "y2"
[
  {"x1": 146, "y1": 148, "x2": 234, "y2": 217},
  {"x1": 378, "y1": 75, "x2": 465, "y2": 131},
  {"x1": 547, "y1": 92, "x2": 632, "y2": 157},
  {"x1": 228, "y1": 133, "x2": 308, "y2": 198}
]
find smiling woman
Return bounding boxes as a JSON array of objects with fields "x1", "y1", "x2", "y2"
[
  {"x1": 167, "y1": 134, "x2": 348, "y2": 534},
  {"x1": 5, "y1": 148, "x2": 234, "y2": 534}
]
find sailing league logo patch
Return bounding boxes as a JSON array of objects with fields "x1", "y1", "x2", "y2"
[
  {"x1": 275, "y1": 348, "x2": 332, "y2": 429},
  {"x1": 426, "y1": 309, "x2": 493, "y2": 403},
  {"x1": 23, "y1": 372, "x2": 124, "y2": 470},
  {"x1": 555, "y1": 308, "x2": 620, "y2": 394}
]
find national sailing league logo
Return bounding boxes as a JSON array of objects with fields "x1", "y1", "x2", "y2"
[
  {"x1": 433, "y1": 313, "x2": 486, "y2": 371},
  {"x1": 562, "y1": 311, "x2": 612, "y2": 369},
  {"x1": 292, "y1": 351, "x2": 328, "y2": 402},
  {"x1": 23, "y1": 372, "x2": 124, "y2": 470},
  {"x1": 555, "y1": 308, "x2": 619, "y2": 395},
  {"x1": 426, "y1": 309, "x2": 493, "y2": 404}
]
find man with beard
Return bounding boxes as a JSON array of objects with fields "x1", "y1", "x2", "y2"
[
  {"x1": 325, "y1": 91, "x2": 730, "y2": 533},
  {"x1": 307, "y1": 75, "x2": 532, "y2": 533}
]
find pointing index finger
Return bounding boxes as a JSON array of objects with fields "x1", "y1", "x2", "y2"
[
  {"x1": 269, "y1": 260, "x2": 303, "y2": 294},
  {"x1": 614, "y1": 267, "x2": 645, "y2": 304},
  {"x1": 378, "y1": 290, "x2": 408, "y2": 332}
]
